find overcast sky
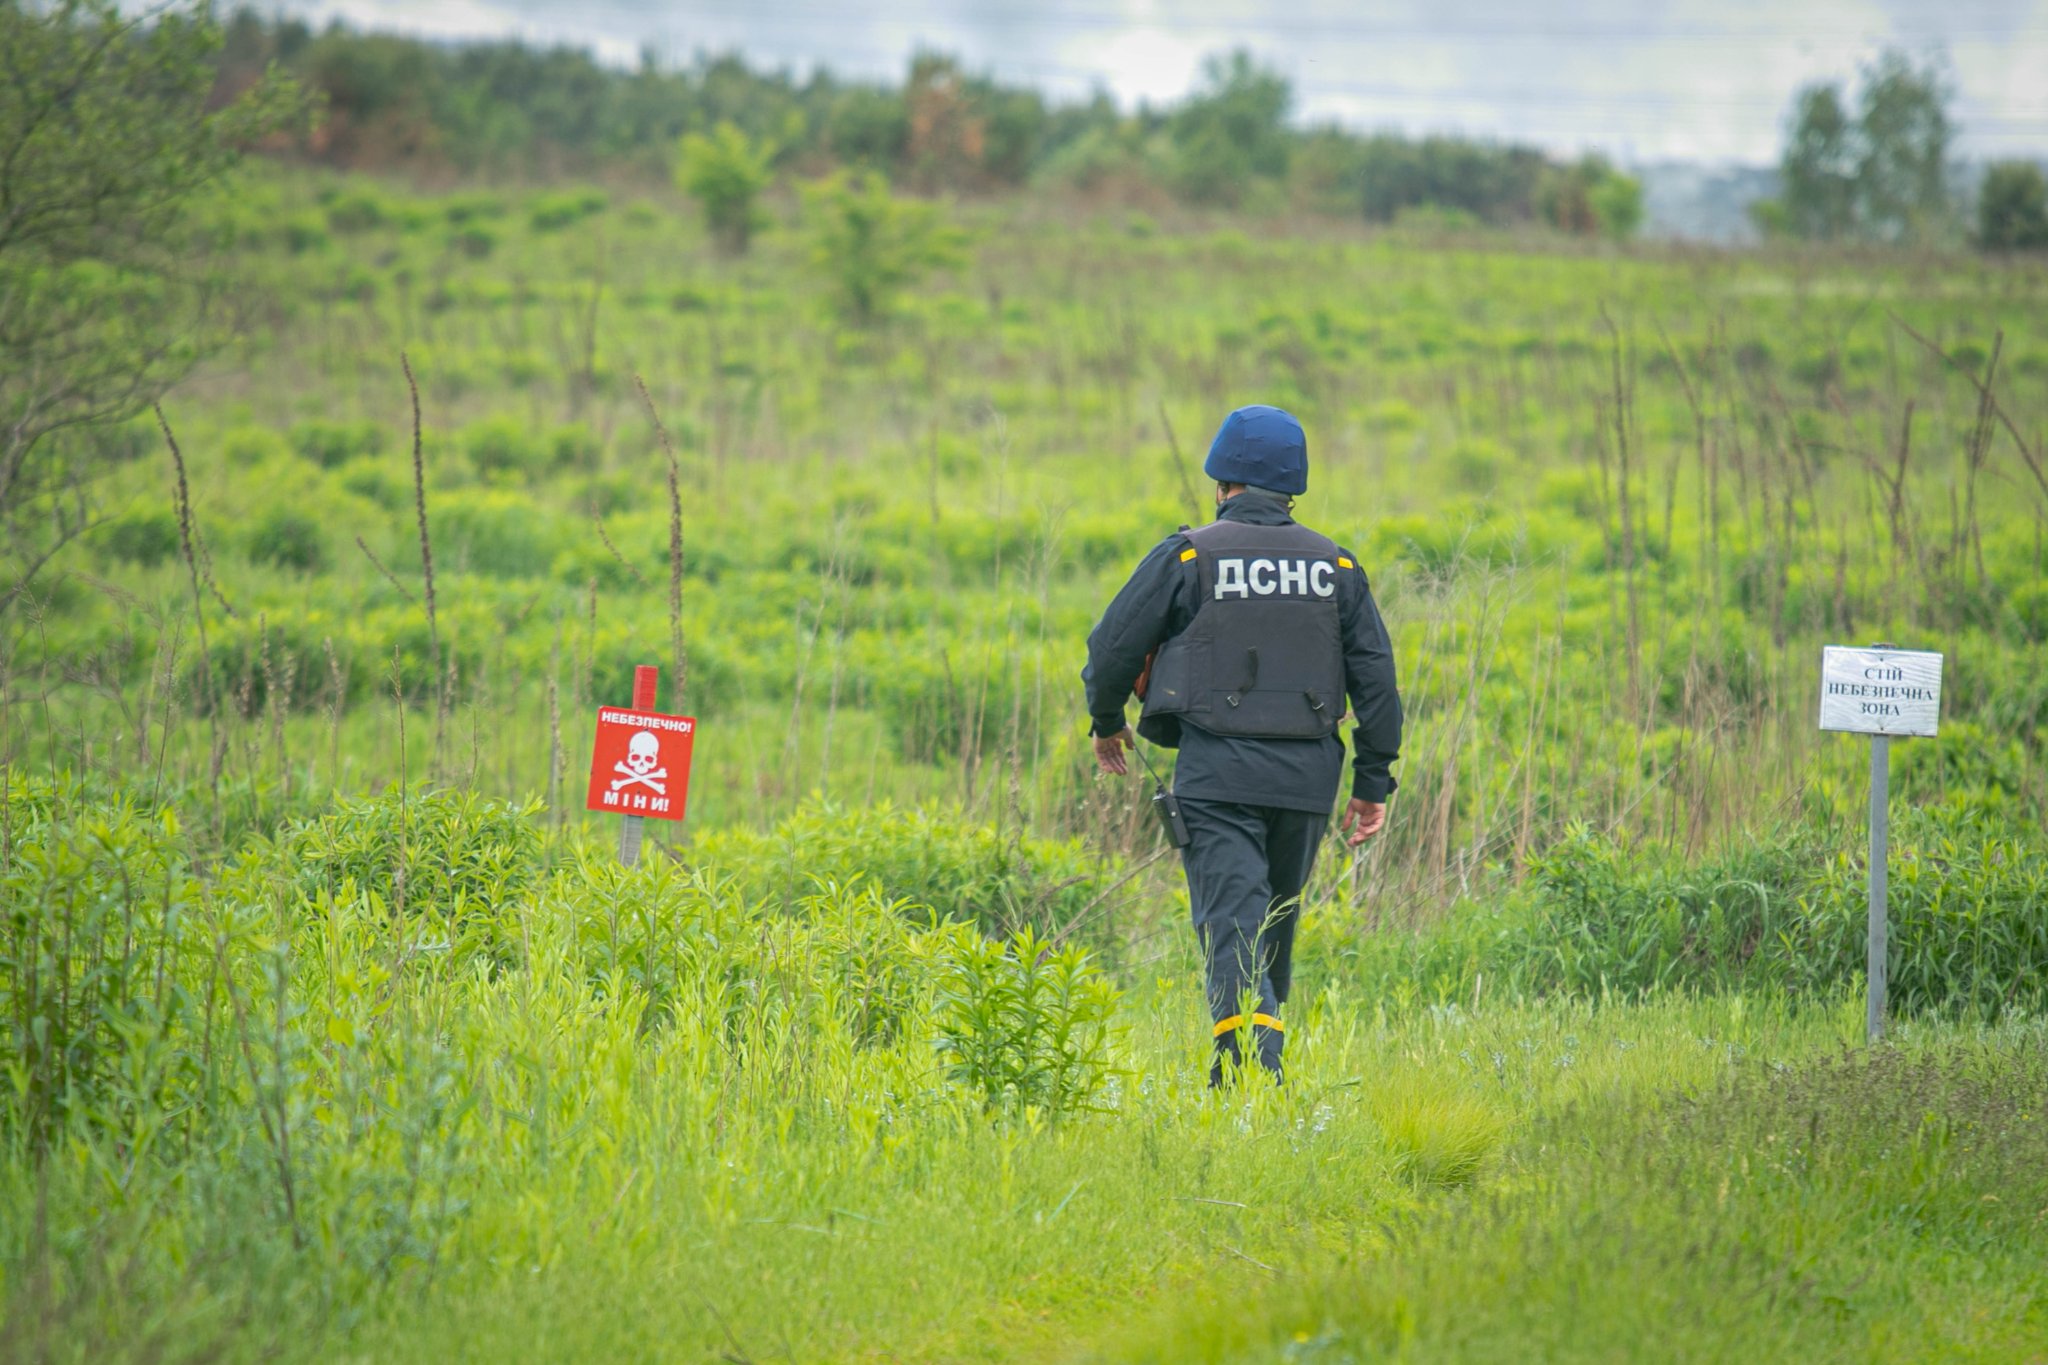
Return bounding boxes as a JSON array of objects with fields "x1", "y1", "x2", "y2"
[{"x1": 262, "y1": 0, "x2": 2048, "y2": 164}]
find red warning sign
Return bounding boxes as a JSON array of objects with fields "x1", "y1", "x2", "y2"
[{"x1": 584, "y1": 707, "x2": 695, "y2": 822}]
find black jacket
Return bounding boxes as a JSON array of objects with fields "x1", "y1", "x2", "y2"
[{"x1": 1083, "y1": 491, "x2": 1403, "y2": 809}]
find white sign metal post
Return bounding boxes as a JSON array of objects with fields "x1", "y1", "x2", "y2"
[{"x1": 1817, "y1": 644, "x2": 1942, "y2": 1044}]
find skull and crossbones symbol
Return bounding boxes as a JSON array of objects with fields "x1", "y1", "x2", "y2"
[{"x1": 611, "y1": 729, "x2": 666, "y2": 795}]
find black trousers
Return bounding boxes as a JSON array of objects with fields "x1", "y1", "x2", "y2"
[{"x1": 1177, "y1": 798, "x2": 1328, "y2": 1083}]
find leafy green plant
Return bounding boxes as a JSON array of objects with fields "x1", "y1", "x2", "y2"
[
  {"x1": 290, "y1": 418, "x2": 386, "y2": 468},
  {"x1": 802, "y1": 171, "x2": 967, "y2": 325},
  {"x1": 1381, "y1": 811, "x2": 2048, "y2": 1021},
  {"x1": 695, "y1": 801, "x2": 1116, "y2": 946},
  {"x1": 933, "y1": 926, "x2": 1119, "y2": 1115},
  {"x1": 325, "y1": 187, "x2": 394, "y2": 234},
  {"x1": 282, "y1": 787, "x2": 544, "y2": 957},
  {"x1": 0, "y1": 774, "x2": 211, "y2": 1149},
  {"x1": 461, "y1": 415, "x2": 550, "y2": 480},
  {"x1": 1977, "y1": 160, "x2": 2048, "y2": 250},
  {"x1": 528, "y1": 187, "x2": 607, "y2": 232},
  {"x1": 448, "y1": 224, "x2": 498, "y2": 259},
  {"x1": 675, "y1": 122, "x2": 774, "y2": 255},
  {"x1": 245, "y1": 506, "x2": 326, "y2": 572},
  {"x1": 98, "y1": 507, "x2": 180, "y2": 566}
]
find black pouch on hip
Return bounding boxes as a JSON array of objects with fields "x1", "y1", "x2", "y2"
[
  {"x1": 1151, "y1": 785, "x2": 1191, "y2": 849},
  {"x1": 1134, "y1": 743, "x2": 1191, "y2": 849}
]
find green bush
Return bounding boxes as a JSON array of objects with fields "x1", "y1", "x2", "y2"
[
  {"x1": 442, "y1": 194, "x2": 505, "y2": 225},
  {"x1": 222, "y1": 425, "x2": 290, "y2": 466},
  {"x1": 802, "y1": 171, "x2": 967, "y2": 325},
  {"x1": 244, "y1": 507, "x2": 326, "y2": 572},
  {"x1": 99, "y1": 507, "x2": 180, "y2": 566},
  {"x1": 676, "y1": 123, "x2": 774, "y2": 254},
  {"x1": 694, "y1": 802, "x2": 1117, "y2": 947},
  {"x1": 0, "y1": 773, "x2": 209, "y2": 1149},
  {"x1": 2011, "y1": 579, "x2": 2048, "y2": 643},
  {"x1": 461, "y1": 415, "x2": 550, "y2": 479},
  {"x1": 529, "y1": 187, "x2": 607, "y2": 232},
  {"x1": 282, "y1": 787, "x2": 544, "y2": 950},
  {"x1": 933, "y1": 926, "x2": 1120, "y2": 1116},
  {"x1": 449, "y1": 224, "x2": 498, "y2": 259},
  {"x1": 549, "y1": 423, "x2": 601, "y2": 471},
  {"x1": 290, "y1": 418, "x2": 386, "y2": 468},
  {"x1": 283, "y1": 214, "x2": 330, "y2": 253},
  {"x1": 1446, "y1": 437, "x2": 1507, "y2": 493},
  {"x1": 1380, "y1": 811, "x2": 2048, "y2": 1020},
  {"x1": 339, "y1": 457, "x2": 408, "y2": 510},
  {"x1": 325, "y1": 188, "x2": 393, "y2": 234},
  {"x1": 566, "y1": 863, "x2": 956, "y2": 1046},
  {"x1": 432, "y1": 488, "x2": 566, "y2": 578}
]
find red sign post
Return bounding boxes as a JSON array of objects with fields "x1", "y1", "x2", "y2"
[{"x1": 585, "y1": 665, "x2": 695, "y2": 865}]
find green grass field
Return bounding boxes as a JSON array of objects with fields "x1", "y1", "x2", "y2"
[{"x1": 5, "y1": 169, "x2": 2047, "y2": 1361}]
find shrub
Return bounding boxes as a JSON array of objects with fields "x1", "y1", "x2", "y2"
[
  {"x1": 282, "y1": 786, "x2": 545, "y2": 952},
  {"x1": 433, "y1": 489, "x2": 566, "y2": 578},
  {"x1": 802, "y1": 171, "x2": 968, "y2": 325},
  {"x1": 290, "y1": 418, "x2": 385, "y2": 468},
  {"x1": 99, "y1": 507, "x2": 180, "y2": 566},
  {"x1": 325, "y1": 188, "x2": 392, "y2": 234},
  {"x1": 442, "y1": 194, "x2": 505, "y2": 225},
  {"x1": 0, "y1": 773, "x2": 211, "y2": 1149},
  {"x1": 694, "y1": 802, "x2": 1116, "y2": 947},
  {"x1": 548, "y1": 423, "x2": 601, "y2": 471},
  {"x1": 216, "y1": 426, "x2": 287, "y2": 467},
  {"x1": 461, "y1": 415, "x2": 549, "y2": 479},
  {"x1": 1977, "y1": 160, "x2": 2048, "y2": 251},
  {"x1": 1034, "y1": 125, "x2": 1150, "y2": 195},
  {"x1": 529, "y1": 188, "x2": 607, "y2": 233},
  {"x1": 283, "y1": 214, "x2": 329, "y2": 253},
  {"x1": 676, "y1": 122, "x2": 774, "y2": 255},
  {"x1": 448, "y1": 224, "x2": 498, "y2": 259},
  {"x1": 339, "y1": 457, "x2": 408, "y2": 510},
  {"x1": 1447, "y1": 437, "x2": 1507, "y2": 493},
  {"x1": 244, "y1": 507, "x2": 326, "y2": 572},
  {"x1": 1391, "y1": 810, "x2": 2048, "y2": 1020},
  {"x1": 2010, "y1": 579, "x2": 2048, "y2": 643},
  {"x1": 933, "y1": 926, "x2": 1120, "y2": 1115}
]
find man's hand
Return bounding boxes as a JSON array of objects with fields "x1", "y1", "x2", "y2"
[
  {"x1": 1339, "y1": 798, "x2": 1386, "y2": 846},
  {"x1": 1093, "y1": 726, "x2": 1135, "y2": 775}
]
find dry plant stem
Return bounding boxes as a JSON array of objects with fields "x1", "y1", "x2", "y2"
[
  {"x1": 1959, "y1": 333, "x2": 2004, "y2": 588},
  {"x1": 546, "y1": 621, "x2": 564, "y2": 833},
  {"x1": 634, "y1": 374, "x2": 690, "y2": 709},
  {"x1": 391, "y1": 648, "x2": 411, "y2": 924},
  {"x1": 146, "y1": 618, "x2": 184, "y2": 812},
  {"x1": 323, "y1": 637, "x2": 345, "y2": 789},
  {"x1": 1890, "y1": 316, "x2": 2048, "y2": 507},
  {"x1": 354, "y1": 535, "x2": 416, "y2": 602},
  {"x1": 1599, "y1": 307, "x2": 1641, "y2": 711},
  {"x1": 156, "y1": 404, "x2": 225, "y2": 829},
  {"x1": 401, "y1": 353, "x2": 442, "y2": 771},
  {"x1": 225, "y1": 952, "x2": 303, "y2": 1249},
  {"x1": 1157, "y1": 399, "x2": 1204, "y2": 526},
  {"x1": 590, "y1": 503, "x2": 648, "y2": 589}
]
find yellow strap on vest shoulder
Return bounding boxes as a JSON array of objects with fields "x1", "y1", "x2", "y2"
[
  {"x1": 1337, "y1": 556, "x2": 1354, "y2": 569},
  {"x1": 1179, "y1": 547, "x2": 1198, "y2": 562}
]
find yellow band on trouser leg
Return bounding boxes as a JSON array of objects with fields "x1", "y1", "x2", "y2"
[{"x1": 1213, "y1": 1013, "x2": 1284, "y2": 1037}]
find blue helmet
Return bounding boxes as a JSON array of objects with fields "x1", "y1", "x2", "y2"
[{"x1": 1203, "y1": 405, "x2": 1307, "y2": 496}]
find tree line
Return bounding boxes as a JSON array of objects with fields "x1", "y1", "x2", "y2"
[
  {"x1": 211, "y1": 11, "x2": 1642, "y2": 236},
  {"x1": 1752, "y1": 49, "x2": 2048, "y2": 251}
]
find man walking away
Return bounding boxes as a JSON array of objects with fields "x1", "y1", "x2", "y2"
[{"x1": 1083, "y1": 404, "x2": 1402, "y2": 1086}]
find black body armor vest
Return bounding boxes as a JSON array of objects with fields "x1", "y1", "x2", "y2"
[{"x1": 1137, "y1": 519, "x2": 1346, "y2": 748}]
